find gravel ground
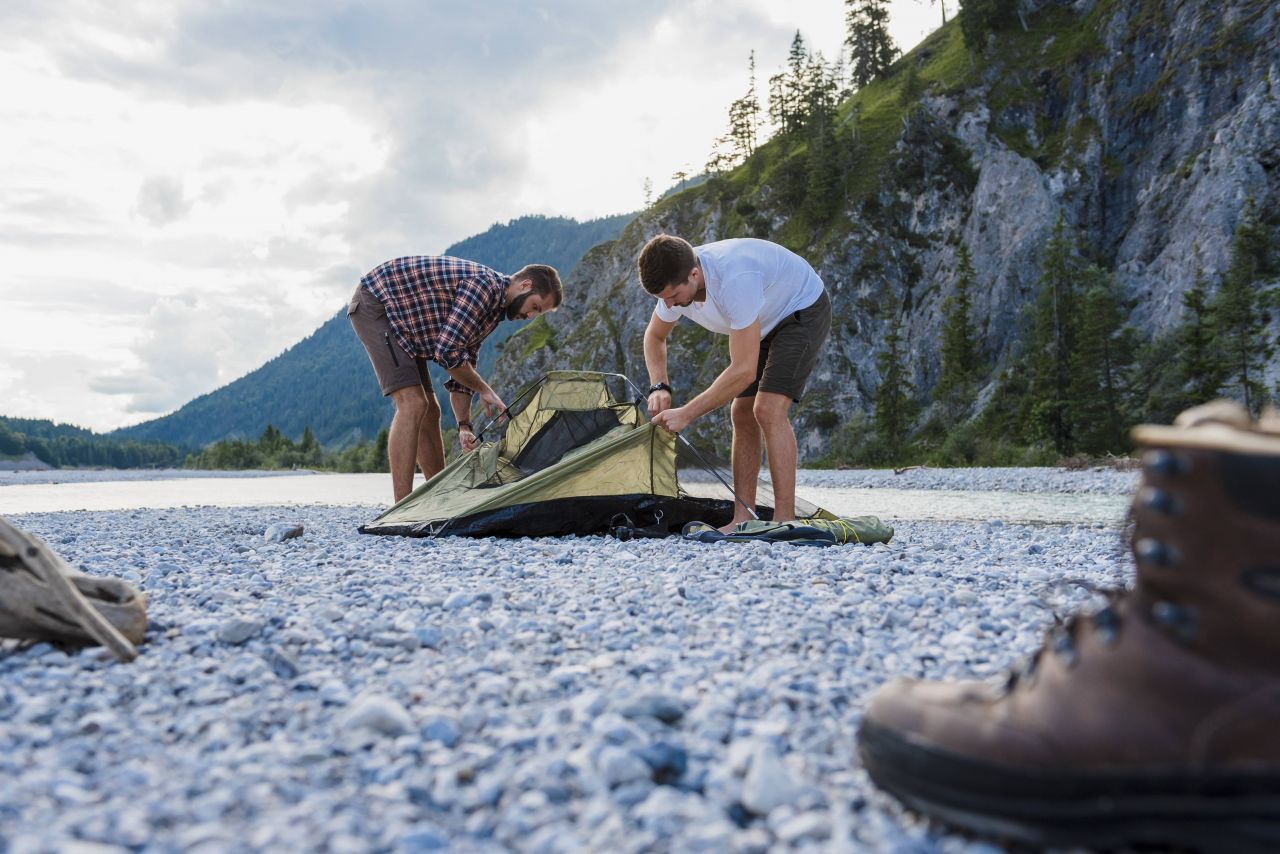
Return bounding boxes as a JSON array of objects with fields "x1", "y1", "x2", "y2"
[
  {"x1": 796, "y1": 466, "x2": 1139, "y2": 495},
  {"x1": 0, "y1": 483, "x2": 1135, "y2": 852}
]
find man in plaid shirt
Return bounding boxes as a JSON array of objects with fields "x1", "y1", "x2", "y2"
[{"x1": 348, "y1": 256, "x2": 563, "y2": 501}]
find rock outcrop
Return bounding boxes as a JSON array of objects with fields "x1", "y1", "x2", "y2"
[{"x1": 494, "y1": 0, "x2": 1279, "y2": 460}]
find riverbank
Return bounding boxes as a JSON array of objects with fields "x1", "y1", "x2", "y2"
[
  {"x1": 3, "y1": 464, "x2": 1140, "y2": 494},
  {"x1": 0, "y1": 469, "x2": 1134, "y2": 523},
  {"x1": 0, "y1": 467, "x2": 320, "y2": 486},
  {"x1": 797, "y1": 465, "x2": 1138, "y2": 495},
  {"x1": 1, "y1": 487, "x2": 1133, "y2": 851}
]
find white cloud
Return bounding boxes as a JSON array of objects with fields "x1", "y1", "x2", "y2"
[
  {"x1": 0, "y1": 0, "x2": 955, "y2": 432},
  {"x1": 135, "y1": 175, "x2": 193, "y2": 226}
]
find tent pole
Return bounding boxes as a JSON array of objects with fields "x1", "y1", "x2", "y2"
[
  {"x1": 474, "y1": 375, "x2": 546, "y2": 442},
  {"x1": 616, "y1": 373, "x2": 759, "y2": 522},
  {"x1": 674, "y1": 433, "x2": 760, "y2": 522}
]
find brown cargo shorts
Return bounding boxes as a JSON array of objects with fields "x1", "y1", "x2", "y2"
[
  {"x1": 739, "y1": 290, "x2": 832, "y2": 402},
  {"x1": 347, "y1": 284, "x2": 434, "y2": 396}
]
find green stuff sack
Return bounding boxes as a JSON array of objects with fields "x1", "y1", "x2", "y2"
[
  {"x1": 682, "y1": 516, "x2": 894, "y2": 547},
  {"x1": 681, "y1": 520, "x2": 833, "y2": 547},
  {"x1": 726, "y1": 519, "x2": 836, "y2": 546},
  {"x1": 806, "y1": 516, "x2": 894, "y2": 545}
]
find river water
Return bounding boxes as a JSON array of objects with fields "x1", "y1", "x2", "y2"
[{"x1": 0, "y1": 472, "x2": 1129, "y2": 525}]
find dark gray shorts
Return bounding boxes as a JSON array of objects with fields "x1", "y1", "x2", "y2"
[
  {"x1": 347, "y1": 285, "x2": 434, "y2": 397},
  {"x1": 739, "y1": 290, "x2": 832, "y2": 402}
]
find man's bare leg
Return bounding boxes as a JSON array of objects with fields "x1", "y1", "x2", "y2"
[
  {"x1": 388, "y1": 385, "x2": 429, "y2": 502},
  {"x1": 754, "y1": 391, "x2": 797, "y2": 522},
  {"x1": 722, "y1": 396, "x2": 762, "y2": 532},
  {"x1": 416, "y1": 393, "x2": 445, "y2": 480}
]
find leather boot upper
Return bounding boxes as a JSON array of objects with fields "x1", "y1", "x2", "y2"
[{"x1": 864, "y1": 401, "x2": 1280, "y2": 773}]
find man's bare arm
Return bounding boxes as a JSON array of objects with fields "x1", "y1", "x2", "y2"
[
  {"x1": 644, "y1": 312, "x2": 678, "y2": 416},
  {"x1": 444, "y1": 363, "x2": 506, "y2": 418},
  {"x1": 677, "y1": 322, "x2": 760, "y2": 420},
  {"x1": 449, "y1": 390, "x2": 478, "y2": 450}
]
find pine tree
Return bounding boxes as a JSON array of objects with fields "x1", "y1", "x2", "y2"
[
  {"x1": 874, "y1": 317, "x2": 915, "y2": 447},
  {"x1": 260, "y1": 424, "x2": 283, "y2": 452},
  {"x1": 804, "y1": 122, "x2": 842, "y2": 221},
  {"x1": 787, "y1": 30, "x2": 808, "y2": 93},
  {"x1": 1129, "y1": 332, "x2": 1184, "y2": 427},
  {"x1": 898, "y1": 59, "x2": 924, "y2": 107},
  {"x1": 767, "y1": 71, "x2": 792, "y2": 136},
  {"x1": 935, "y1": 244, "x2": 980, "y2": 415},
  {"x1": 801, "y1": 54, "x2": 843, "y2": 220},
  {"x1": 704, "y1": 136, "x2": 732, "y2": 176},
  {"x1": 726, "y1": 52, "x2": 761, "y2": 165},
  {"x1": 1067, "y1": 268, "x2": 1136, "y2": 455},
  {"x1": 0, "y1": 422, "x2": 25, "y2": 455},
  {"x1": 846, "y1": 0, "x2": 898, "y2": 89},
  {"x1": 1177, "y1": 268, "x2": 1226, "y2": 408},
  {"x1": 370, "y1": 428, "x2": 390, "y2": 472},
  {"x1": 767, "y1": 32, "x2": 810, "y2": 136},
  {"x1": 1023, "y1": 212, "x2": 1082, "y2": 453},
  {"x1": 801, "y1": 53, "x2": 841, "y2": 123},
  {"x1": 1213, "y1": 202, "x2": 1275, "y2": 414},
  {"x1": 958, "y1": 0, "x2": 1020, "y2": 52}
]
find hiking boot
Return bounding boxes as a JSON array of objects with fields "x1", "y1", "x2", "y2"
[{"x1": 856, "y1": 401, "x2": 1280, "y2": 852}]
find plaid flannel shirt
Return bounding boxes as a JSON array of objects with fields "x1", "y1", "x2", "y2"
[{"x1": 360, "y1": 256, "x2": 508, "y2": 396}]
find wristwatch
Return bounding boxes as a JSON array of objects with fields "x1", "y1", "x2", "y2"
[
  {"x1": 648, "y1": 382, "x2": 673, "y2": 395},
  {"x1": 457, "y1": 421, "x2": 473, "y2": 432}
]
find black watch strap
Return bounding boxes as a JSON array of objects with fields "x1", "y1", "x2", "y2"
[
  {"x1": 648, "y1": 382, "x2": 673, "y2": 395},
  {"x1": 457, "y1": 421, "x2": 473, "y2": 431}
]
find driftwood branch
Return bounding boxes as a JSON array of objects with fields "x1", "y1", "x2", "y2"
[
  {"x1": 893, "y1": 465, "x2": 925, "y2": 475},
  {"x1": 0, "y1": 518, "x2": 146, "y2": 662}
]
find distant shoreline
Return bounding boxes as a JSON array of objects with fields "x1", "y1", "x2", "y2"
[
  {"x1": 0, "y1": 468, "x2": 321, "y2": 486},
  {"x1": 2, "y1": 465, "x2": 1139, "y2": 496}
]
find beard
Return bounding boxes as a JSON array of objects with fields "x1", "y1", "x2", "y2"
[{"x1": 505, "y1": 292, "x2": 535, "y2": 321}]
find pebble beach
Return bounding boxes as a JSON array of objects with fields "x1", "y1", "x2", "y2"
[{"x1": 1, "y1": 468, "x2": 1138, "y2": 852}]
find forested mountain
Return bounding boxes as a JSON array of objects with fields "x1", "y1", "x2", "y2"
[
  {"x1": 0, "y1": 416, "x2": 182, "y2": 468},
  {"x1": 110, "y1": 213, "x2": 633, "y2": 449},
  {"x1": 492, "y1": 0, "x2": 1279, "y2": 464}
]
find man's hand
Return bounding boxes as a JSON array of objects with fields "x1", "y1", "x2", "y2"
[
  {"x1": 459, "y1": 426, "x2": 479, "y2": 452},
  {"x1": 478, "y1": 387, "x2": 507, "y2": 420},
  {"x1": 647, "y1": 390, "x2": 673, "y2": 416},
  {"x1": 652, "y1": 406, "x2": 694, "y2": 434}
]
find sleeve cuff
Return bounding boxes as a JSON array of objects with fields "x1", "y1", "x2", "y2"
[{"x1": 443, "y1": 379, "x2": 472, "y2": 396}]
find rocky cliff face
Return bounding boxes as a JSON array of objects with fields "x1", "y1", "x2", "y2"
[{"x1": 493, "y1": 0, "x2": 1279, "y2": 460}]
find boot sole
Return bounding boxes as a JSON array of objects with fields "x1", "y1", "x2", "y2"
[{"x1": 858, "y1": 719, "x2": 1280, "y2": 853}]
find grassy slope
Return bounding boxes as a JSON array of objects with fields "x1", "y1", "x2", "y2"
[{"x1": 650, "y1": 3, "x2": 1114, "y2": 252}]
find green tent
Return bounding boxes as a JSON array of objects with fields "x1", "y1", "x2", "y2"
[{"x1": 360, "y1": 371, "x2": 890, "y2": 542}]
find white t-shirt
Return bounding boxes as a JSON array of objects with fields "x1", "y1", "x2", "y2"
[{"x1": 653, "y1": 238, "x2": 824, "y2": 337}]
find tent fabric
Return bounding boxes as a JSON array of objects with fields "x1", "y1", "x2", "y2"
[{"x1": 359, "y1": 370, "x2": 882, "y2": 540}]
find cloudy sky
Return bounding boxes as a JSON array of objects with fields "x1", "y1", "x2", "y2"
[{"x1": 1, "y1": 1, "x2": 952, "y2": 432}]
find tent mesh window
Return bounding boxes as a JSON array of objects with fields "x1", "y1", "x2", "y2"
[{"x1": 511, "y1": 407, "x2": 632, "y2": 475}]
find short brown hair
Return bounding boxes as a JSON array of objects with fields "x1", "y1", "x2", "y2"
[
  {"x1": 638, "y1": 234, "x2": 696, "y2": 295},
  {"x1": 511, "y1": 264, "x2": 563, "y2": 307}
]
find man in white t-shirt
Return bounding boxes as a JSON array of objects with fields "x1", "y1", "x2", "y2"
[{"x1": 638, "y1": 234, "x2": 832, "y2": 531}]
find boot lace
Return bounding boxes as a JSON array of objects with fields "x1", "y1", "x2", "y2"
[{"x1": 1002, "y1": 581, "x2": 1196, "y2": 693}]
